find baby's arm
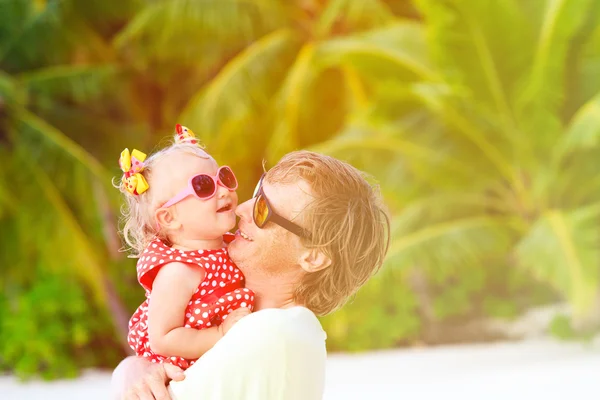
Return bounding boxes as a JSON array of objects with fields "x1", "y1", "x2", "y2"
[{"x1": 147, "y1": 262, "x2": 237, "y2": 359}]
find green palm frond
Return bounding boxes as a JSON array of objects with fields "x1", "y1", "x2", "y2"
[
  {"x1": 550, "y1": 150, "x2": 600, "y2": 209},
  {"x1": 409, "y1": 83, "x2": 514, "y2": 182},
  {"x1": 0, "y1": 0, "x2": 71, "y2": 69},
  {"x1": 14, "y1": 108, "x2": 109, "y2": 181},
  {"x1": 0, "y1": 0, "x2": 30, "y2": 53},
  {"x1": 542, "y1": 91, "x2": 600, "y2": 207},
  {"x1": 19, "y1": 64, "x2": 118, "y2": 105},
  {"x1": 572, "y1": 18, "x2": 600, "y2": 107},
  {"x1": 0, "y1": 0, "x2": 118, "y2": 73},
  {"x1": 5, "y1": 105, "x2": 122, "y2": 317},
  {"x1": 70, "y1": 0, "x2": 141, "y2": 26},
  {"x1": 20, "y1": 155, "x2": 109, "y2": 306},
  {"x1": 316, "y1": 0, "x2": 396, "y2": 38},
  {"x1": 411, "y1": 0, "x2": 593, "y2": 201},
  {"x1": 267, "y1": 21, "x2": 437, "y2": 163},
  {"x1": 13, "y1": 109, "x2": 118, "y2": 241},
  {"x1": 515, "y1": 0, "x2": 593, "y2": 161},
  {"x1": 340, "y1": 66, "x2": 369, "y2": 111},
  {"x1": 397, "y1": 193, "x2": 515, "y2": 228},
  {"x1": 516, "y1": 209, "x2": 600, "y2": 315},
  {"x1": 316, "y1": 22, "x2": 437, "y2": 81},
  {"x1": 414, "y1": 0, "x2": 527, "y2": 123},
  {"x1": 312, "y1": 134, "x2": 443, "y2": 168},
  {"x1": 559, "y1": 91, "x2": 600, "y2": 155},
  {"x1": 518, "y1": 0, "x2": 593, "y2": 115},
  {"x1": 266, "y1": 42, "x2": 317, "y2": 161},
  {"x1": 35, "y1": 102, "x2": 147, "y2": 163},
  {"x1": 308, "y1": 129, "x2": 414, "y2": 212},
  {"x1": 387, "y1": 213, "x2": 513, "y2": 276},
  {"x1": 0, "y1": 148, "x2": 13, "y2": 218},
  {"x1": 310, "y1": 127, "x2": 476, "y2": 189},
  {"x1": 114, "y1": 0, "x2": 285, "y2": 68},
  {"x1": 179, "y1": 29, "x2": 300, "y2": 141},
  {"x1": 0, "y1": 70, "x2": 27, "y2": 106}
]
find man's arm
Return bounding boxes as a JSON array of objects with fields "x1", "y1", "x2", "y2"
[
  {"x1": 111, "y1": 356, "x2": 185, "y2": 400},
  {"x1": 169, "y1": 309, "x2": 326, "y2": 400}
]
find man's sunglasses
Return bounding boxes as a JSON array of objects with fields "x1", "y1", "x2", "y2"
[
  {"x1": 162, "y1": 166, "x2": 238, "y2": 208},
  {"x1": 252, "y1": 174, "x2": 311, "y2": 239}
]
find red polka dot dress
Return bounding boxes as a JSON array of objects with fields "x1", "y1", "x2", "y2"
[{"x1": 127, "y1": 234, "x2": 255, "y2": 369}]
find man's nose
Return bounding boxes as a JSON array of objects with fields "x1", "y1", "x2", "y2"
[{"x1": 235, "y1": 198, "x2": 253, "y2": 221}]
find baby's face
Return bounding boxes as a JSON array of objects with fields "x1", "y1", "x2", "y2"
[{"x1": 152, "y1": 151, "x2": 238, "y2": 241}]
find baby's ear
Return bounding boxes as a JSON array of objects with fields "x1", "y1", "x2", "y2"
[
  {"x1": 155, "y1": 207, "x2": 180, "y2": 230},
  {"x1": 299, "y1": 249, "x2": 332, "y2": 274}
]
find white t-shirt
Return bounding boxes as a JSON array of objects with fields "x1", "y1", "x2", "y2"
[{"x1": 168, "y1": 306, "x2": 327, "y2": 400}]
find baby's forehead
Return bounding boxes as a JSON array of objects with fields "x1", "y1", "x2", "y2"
[{"x1": 155, "y1": 151, "x2": 218, "y2": 177}]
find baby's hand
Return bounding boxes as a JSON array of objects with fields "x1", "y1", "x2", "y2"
[{"x1": 219, "y1": 307, "x2": 251, "y2": 336}]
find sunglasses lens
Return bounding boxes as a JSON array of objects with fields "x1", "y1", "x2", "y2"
[
  {"x1": 191, "y1": 175, "x2": 216, "y2": 198},
  {"x1": 219, "y1": 167, "x2": 237, "y2": 190},
  {"x1": 253, "y1": 195, "x2": 269, "y2": 227}
]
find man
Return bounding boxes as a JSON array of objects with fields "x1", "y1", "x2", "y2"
[{"x1": 112, "y1": 150, "x2": 390, "y2": 399}]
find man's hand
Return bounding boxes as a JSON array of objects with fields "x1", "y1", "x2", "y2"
[
  {"x1": 219, "y1": 307, "x2": 251, "y2": 336},
  {"x1": 112, "y1": 356, "x2": 185, "y2": 400}
]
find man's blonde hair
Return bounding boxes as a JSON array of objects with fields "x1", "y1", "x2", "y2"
[
  {"x1": 115, "y1": 141, "x2": 212, "y2": 257},
  {"x1": 266, "y1": 150, "x2": 390, "y2": 316}
]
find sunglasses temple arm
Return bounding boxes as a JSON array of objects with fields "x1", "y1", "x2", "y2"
[
  {"x1": 268, "y1": 212, "x2": 309, "y2": 238},
  {"x1": 161, "y1": 187, "x2": 194, "y2": 208}
]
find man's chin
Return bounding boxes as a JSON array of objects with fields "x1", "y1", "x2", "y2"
[
  {"x1": 229, "y1": 230, "x2": 253, "y2": 255},
  {"x1": 227, "y1": 237, "x2": 242, "y2": 264}
]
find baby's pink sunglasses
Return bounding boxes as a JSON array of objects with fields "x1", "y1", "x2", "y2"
[{"x1": 161, "y1": 166, "x2": 238, "y2": 208}]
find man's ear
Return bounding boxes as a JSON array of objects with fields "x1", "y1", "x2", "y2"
[
  {"x1": 299, "y1": 249, "x2": 332, "y2": 273},
  {"x1": 155, "y1": 207, "x2": 180, "y2": 231}
]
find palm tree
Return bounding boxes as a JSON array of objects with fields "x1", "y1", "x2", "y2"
[
  {"x1": 0, "y1": 0, "x2": 136, "y2": 377},
  {"x1": 312, "y1": 0, "x2": 600, "y2": 347},
  {"x1": 114, "y1": 0, "x2": 419, "y2": 194}
]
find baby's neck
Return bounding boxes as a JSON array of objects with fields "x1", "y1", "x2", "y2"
[{"x1": 171, "y1": 236, "x2": 224, "y2": 251}]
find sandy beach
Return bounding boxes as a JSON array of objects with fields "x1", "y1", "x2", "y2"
[{"x1": 3, "y1": 338, "x2": 599, "y2": 400}]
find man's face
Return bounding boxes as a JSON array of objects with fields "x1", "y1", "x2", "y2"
[{"x1": 229, "y1": 178, "x2": 313, "y2": 278}]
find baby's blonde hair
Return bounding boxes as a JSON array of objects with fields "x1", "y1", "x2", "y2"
[{"x1": 115, "y1": 140, "x2": 213, "y2": 257}]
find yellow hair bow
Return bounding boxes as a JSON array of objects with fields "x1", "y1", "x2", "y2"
[
  {"x1": 175, "y1": 124, "x2": 198, "y2": 145},
  {"x1": 119, "y1": 148, "x2": 149, "y2": 195}
]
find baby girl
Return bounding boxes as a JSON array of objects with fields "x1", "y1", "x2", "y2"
[{"x1": 117, "y1": 125, "x2": 254, "y2": 369}]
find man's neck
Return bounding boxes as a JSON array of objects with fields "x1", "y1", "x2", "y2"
[{"x1": 245, "y1": 274, "x2": 303, "y2": 311}]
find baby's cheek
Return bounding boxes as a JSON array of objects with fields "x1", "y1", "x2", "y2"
[
  {"x1": 182, "y1": 201, "x2": 212, "y2": 226},
  {"x1": 225, "y1": 214, "x2": 237, "y2": 231}
]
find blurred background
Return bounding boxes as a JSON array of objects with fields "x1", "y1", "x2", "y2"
[{"x1": 1, "y1": 0, "x2": 600, "y2": 391}]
